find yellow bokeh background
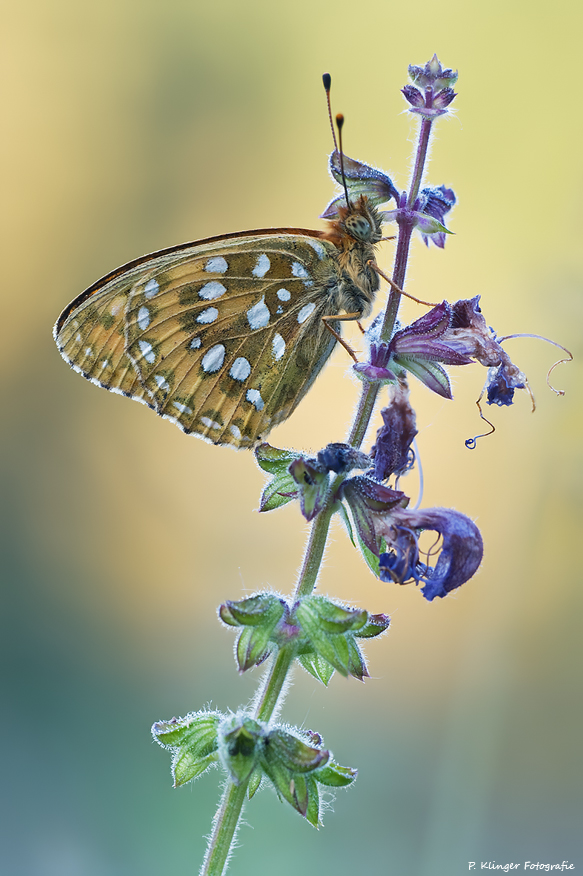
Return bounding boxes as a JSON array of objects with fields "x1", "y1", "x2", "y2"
[{"x1": 2, "y1": 1, "x2": 582, "y2": 873}]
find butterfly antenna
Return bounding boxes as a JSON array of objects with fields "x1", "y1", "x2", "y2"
[
  {"x1": 335, "y1": 113, "x2": 351, "y2": 209},
  {"x1": 322, "y1": 73, "x2": 339, "y2": 152}
]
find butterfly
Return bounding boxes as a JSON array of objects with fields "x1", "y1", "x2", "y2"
[{"x1": 53, "y1": 196, "x2": 386, "y2": 449}]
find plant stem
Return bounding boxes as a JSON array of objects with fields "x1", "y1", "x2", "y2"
[
  {"x1": 201, "y1": 780, "x2": 249, "y2": 876},
  {"x1": 201, "y1": 104, "x2": 436, "y2": 876}
]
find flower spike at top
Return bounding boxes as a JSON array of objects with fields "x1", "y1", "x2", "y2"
[
  {"x1": 408, "y1": 54, "x2": 459, "y2": 90},
  {"x1": 405, "y1": 55, "x2": 459, "y2": 120}
]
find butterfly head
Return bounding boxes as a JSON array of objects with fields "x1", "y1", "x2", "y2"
[{"x1": 324, "y1": 195, "x2": 383, "y2": 250}]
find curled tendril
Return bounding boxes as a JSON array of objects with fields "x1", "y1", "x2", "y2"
[
  {"x1": 497, "y1": 333, "x2": 573, "y2": 397},
  {"x1": 465, "y1": 393, "x2": 496, "y2": 450}
]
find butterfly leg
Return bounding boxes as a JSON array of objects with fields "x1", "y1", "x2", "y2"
[
  {"x1": 321, "y1": 313, "x2": 362, "y2": 362},
  {"x1": 367, "y1": 261, "x2": 438, "y2": 307}
]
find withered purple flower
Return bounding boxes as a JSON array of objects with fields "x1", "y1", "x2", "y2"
[
  {"x1": 371, "y1": 381, "x2": 418, "y2": 481},
  {"x1": 376, "y1": 507, "x2": 483, "y2": 601},
  {"x1": 440, "y1": 296, "x2": 528, "y2": 406},
  {"x1": 486, "y1": 361, "x2": 526, "y2": 406}
]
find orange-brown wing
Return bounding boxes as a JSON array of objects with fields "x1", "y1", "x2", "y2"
[{"x1": 54, "y1": 231, "x2": 343, "y2": 447}]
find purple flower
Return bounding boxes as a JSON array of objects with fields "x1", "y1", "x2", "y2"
[
  {"x1": 380, "y1": 185, "x2": 456, "y2": 247},
  {"x1": 321, "y1": 151, "x2": 399, "y2": 219},
  {"x1": 418, "y1": 186, "x2": 456, "y2": 248},
  {"x1": 355, "y1": 302, "x2": 473, "y2": 398},
  {"x1": 376, "y1": 507, "x2": 483, "y2": 601},
  {"x1": 341, "y1": 476, "x2": 408, "y2": 555}
]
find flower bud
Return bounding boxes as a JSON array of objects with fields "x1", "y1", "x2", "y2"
[
  {"x1": 218, "y1": 714, "x2": 265, "y2": 785},
  {"x1": 259, "y1": 727, "x2": 356, "y2": 825},
  {"x1": 219, "y1": 592, "x2": 288, "y2": 672},
  {"x1": 289, "y1": 457, "x2": 329, "y2": 521}
]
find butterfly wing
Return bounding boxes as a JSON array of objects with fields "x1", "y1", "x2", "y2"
[{"x1": 54, "y1": 230, "x2": 344, "y2": 447}]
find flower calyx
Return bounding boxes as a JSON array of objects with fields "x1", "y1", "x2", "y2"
[
  {"x1": 295, "y1": 594, "x2": 390, "y2": 683},
  {"x1": 151, "y1": 710, "x2": 221, "y2": 788},
  {"x1": 255, "y1": 442, "x2": 371, "y2": 521},
  {"x1": 219, "y1": 593, "x2": 288, "y2": 672},
  {"x1": 153, "y1": 709, "x2": 356, "y2": 826},
  {"x1": 261, "y1": 726, "x2": 356, "y2": 826},
  {"x1": 220, "y1": 591, "x2": 389, "y2": 681}
]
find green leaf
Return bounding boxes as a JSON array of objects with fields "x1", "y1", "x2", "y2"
[
  {"x1": 152, "y1": 712, "x2": 220, "y2": 753},
  {"x1": 259, "y1": 470, "x2": 299, "y2": 512},
  {"x1": 268, "y1": 729, "x2": 329, "y2": 774},
  {"x1": 297, "y1": 652, "x2": 335, "y2": 686},
  {"x1": 255, "y1": 443, "x2": 299, "y2": 474},
  {"x1": 307, "y1": 595, "x2": 368, "y2": 634},
  {"x1": 295, "y1": 601, "x2": 349, "y2": 676},
  {"x1": 338, "y1": 501, "x2": 356, "y2": 546},
  {"x1": 172, "y1": 749, "x2": 218, "y2": 787},
  {"x1": 236, "y1": 626, "x2": 273, "y2": 672},
  {"x1": 315, "y1": 761, "x2": 358, "y2": 788},
  {"x1": 305, "y1": 776, "x2": 321, "y2": 827},
  {"x1": 247, "y1": 768, "x2": 262, "y2": 799}
]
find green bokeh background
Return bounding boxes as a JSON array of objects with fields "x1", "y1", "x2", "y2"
[{"x1": 3, "y1": 2, "x2": 582, "y2": 874}]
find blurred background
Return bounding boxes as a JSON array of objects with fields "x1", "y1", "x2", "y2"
[{"x1": 2, "y1": 1, "x2": 582, "y2": 874}]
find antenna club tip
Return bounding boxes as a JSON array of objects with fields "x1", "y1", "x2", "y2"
[
  {"x1": 322, "y1": 72, "x2": 331, "y2": 91},
  {"x1": 335, "y1": 113, "x2": 345, "y2": 129}
]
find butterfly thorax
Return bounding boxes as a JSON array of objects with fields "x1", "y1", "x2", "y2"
[{"x1": 321, "y1": 195, "x2": 383, "y2": 319}]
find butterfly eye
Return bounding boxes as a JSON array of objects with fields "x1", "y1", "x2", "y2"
[{"x1": 344, "y1": 213, "x2": 373, "y2": 242}]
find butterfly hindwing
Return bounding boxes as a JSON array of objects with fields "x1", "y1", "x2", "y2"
[{"x1": 55, "y1": 231, "x2": 343, "y2": 447}]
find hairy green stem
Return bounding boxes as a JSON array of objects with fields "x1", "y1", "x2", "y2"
[{"x1": 201, "y1": 780, "x2": 249, "y2": 876}]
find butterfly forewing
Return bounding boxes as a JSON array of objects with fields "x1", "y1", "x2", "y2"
[{"x1": 55, "y1": 231, "x2": 343, "y2": 447}]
